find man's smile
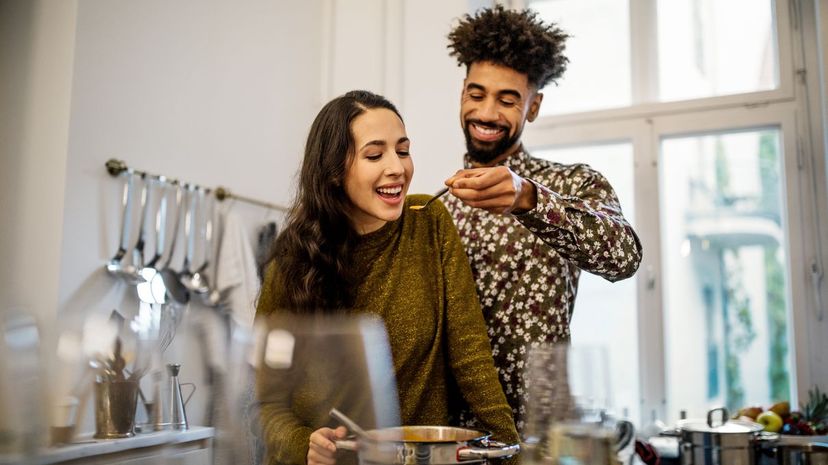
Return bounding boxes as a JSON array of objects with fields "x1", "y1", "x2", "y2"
[{"x1": 468, "y1": 121, "x2": 509, "y2": 143}]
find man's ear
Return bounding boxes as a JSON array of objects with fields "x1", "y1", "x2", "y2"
[{"x1": 527, "y1": 92, "x2": 544, "y2": 122}]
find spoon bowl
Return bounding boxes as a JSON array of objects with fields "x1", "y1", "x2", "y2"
[{"x1": 409, "y1": 187, "x2": 449, "y2": 211}]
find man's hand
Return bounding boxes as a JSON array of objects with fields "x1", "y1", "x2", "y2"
[
  {"x1": 308, "y1": 426, "x2": 347, "y2": 465},
  {"x1": 445, "y1": 166, "x2": 537, "y2": 214}
]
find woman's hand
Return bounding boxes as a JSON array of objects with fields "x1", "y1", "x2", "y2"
[{"x1": 308, "y1": 426, "x2": 347, "y2": 465}]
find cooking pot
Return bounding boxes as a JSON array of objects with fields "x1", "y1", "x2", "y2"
[
  {"x1": 776, "y1": 439, "x2": 828, "y2": 465},
  {"x1": 676, "y1": 407, "x2": 767, "y2": 465},
  {"x1": 335, "y1": 425, "x2": 520, "y2": 465}
]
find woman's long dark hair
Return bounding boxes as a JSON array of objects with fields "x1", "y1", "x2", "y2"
[{"x1": 268, "y1": 90, "x2": 403, "y2": 311}]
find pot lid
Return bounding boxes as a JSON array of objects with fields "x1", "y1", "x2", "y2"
[
  {"x1": 678, "y1": 418, "x2": 764, "y2": 433},
  {"x1": 677, "y1": 407, "x2": 764, "y2": 434}
]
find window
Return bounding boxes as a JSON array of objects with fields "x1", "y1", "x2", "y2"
[
  {"x1": 527, "y1": 0, "x2": 780, "y2": 113},
  {"x1": 517, "y1": 0, "x2": 824, "y2": 427},
  {"x1": 534, "y1": 143, "x2": 640, "y2": 422},
  {"x1": 660, "y1": 129, "x2": 790, "y2": 419},
  {"x1": 657, "y1": 0, "x2": 778, "y2": 101},
  {"x1": 528, "y1": 0, "x2": 631, "y2": 115}
]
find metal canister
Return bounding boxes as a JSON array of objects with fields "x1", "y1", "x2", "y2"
[{"x1": 93, "y1": 380, "x2": 139, "y2": 439}]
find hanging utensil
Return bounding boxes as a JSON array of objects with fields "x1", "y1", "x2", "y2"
[
  {"x1": 159, "y1": 182, "x2": 191, "y2": 307},
  {"x1": 106, "y1": 171, "x2": 136, "y2": 277},
  {"x1": 203, "y1": 197, "x2": 225, "y2": 307},
  {"x1": 137, "y1": 177, "x2": 169, "y2": 304},
  {"x1": 127, "y1": 174, "x2": 153, "y2": 285},
  {"x1": 187, "y1": 188, "x2": 211, "y2": 295},
  {"x1": 178, "y1": 186, "x2": 202, "y2": 292}
]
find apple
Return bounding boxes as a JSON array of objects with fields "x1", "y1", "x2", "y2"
[
  {"x1": 769, "y1": 401, "x2": 791, "y2": 418},
  {"x1": 756, "y1": 410, "x2": 784, "y2": 433}
]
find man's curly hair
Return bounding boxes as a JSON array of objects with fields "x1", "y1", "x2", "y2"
[{"x1": 447, "y1": 5, "x2": 569, "y2": 89}]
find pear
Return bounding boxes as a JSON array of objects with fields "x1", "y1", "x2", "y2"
[
  {"x1": 769, "y1": 401, "x2": 791, "y2": 418},
  {"x1": 736, "y1": 406, "x2": 764, "y2": 420}
]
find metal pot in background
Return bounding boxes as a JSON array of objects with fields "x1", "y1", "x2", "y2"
[
  {"x1": 335, "y1": 425, "x2": 520, "y2": 465},
  {"x1": 775, "y1": 439, "x2": 828, "y2": 465},
  {"x1": 676, "y1": 407, "x2": 767, "y2": 465}
]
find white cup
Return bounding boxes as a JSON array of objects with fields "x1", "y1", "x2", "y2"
[{"x1": 53, "y1": 395, "x2": 79, "y2": 428}]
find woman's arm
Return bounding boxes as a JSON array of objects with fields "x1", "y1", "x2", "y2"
[{"x1": 255, "y1": 264, "x2": 316, "y2": 465}]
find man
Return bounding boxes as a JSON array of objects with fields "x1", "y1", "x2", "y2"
[{"x1": 443, "y1": 5, "x2": 643, "y2": 432}]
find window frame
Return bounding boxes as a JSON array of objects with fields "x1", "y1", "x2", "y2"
[{"x1": 513, "y1": 0, "x2": 827, "y2": 425}]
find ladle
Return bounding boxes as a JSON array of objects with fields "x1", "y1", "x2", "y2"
[
  {"x1": 127, "y1": 174, "x2": 153, "y2": 284},
  {"x1": 178, "y1": 186, "x2": 203, "y2": 292},
  {"x1": 138, "y1": 177, "x2": 169, "y2": 304},
  {"x1": 106, "y1": 171, "x2": 136, "y2": 277},
  {"x1": 330, "y1": 408, "x2": 374, "y2": 441},
  {"x1": 186, "y1": 188, "x2": 212, "y2": 295},
  {"x1": 202, "y1": 198, "x2": 225, "y2": 307},
  {"x1": 160, "y1": 183, "x2": 191, "y2": 306}
]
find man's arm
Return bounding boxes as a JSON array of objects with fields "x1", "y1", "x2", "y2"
[
  {"x1": 447, "y1": 164, "x2": 642, "y2": 281},
  {"x1": 514, "y1": 166, "x2": 642, "y2": 281}
]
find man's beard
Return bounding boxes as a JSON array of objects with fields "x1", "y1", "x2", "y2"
[{"x1": 463, "y1": 120, "x2": 522, "y2": 165}]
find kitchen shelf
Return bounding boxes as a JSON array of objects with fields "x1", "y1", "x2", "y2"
[{"x1": 0, "y1": 426, "x2": 214, "y2": 465}]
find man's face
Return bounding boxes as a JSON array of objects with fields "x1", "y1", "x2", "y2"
[{"x1": 460, "y1": 61, "x2": 543, "y2": 165}]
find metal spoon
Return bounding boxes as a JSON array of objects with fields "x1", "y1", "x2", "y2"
[
  {"x1": 409, "y1": 187, "x2": 449, "y2": 211},
  {"x1": 106, "y1": 171, "x2": 136, "y2": 276}
]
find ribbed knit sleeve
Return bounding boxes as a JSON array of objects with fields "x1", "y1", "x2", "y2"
[{"x1": 255, "y1": 265, "x2": 315, "y2": 465}]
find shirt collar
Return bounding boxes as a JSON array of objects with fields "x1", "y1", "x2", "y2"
[{"x1": 463, "y1": 148, "x2": 539, "y2": 176}]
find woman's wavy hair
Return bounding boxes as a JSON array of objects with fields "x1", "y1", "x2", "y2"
[{"x1": 269, "y1": 90, "x2": 403, "y2": 311}]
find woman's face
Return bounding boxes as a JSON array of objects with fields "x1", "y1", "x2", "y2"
[{"x1": 344, "y1": 107, "x2": 413, "y2": 235}]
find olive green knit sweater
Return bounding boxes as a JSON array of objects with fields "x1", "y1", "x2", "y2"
[{"x1": 255, "y1": 195, "x2": 518, "y2": 465}]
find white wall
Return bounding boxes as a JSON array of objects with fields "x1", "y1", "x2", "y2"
[
  {"x1": 325, "y1": 0, "x2": 474, "y2": 194},
  {"x1": 54, "y1": 0, "x2": 324, "y2": 431},
  {"x1": 0, "y1": 0, "x2": 76, "y2": 338},
  {"x1": 1, "y1": 0, "x2": 478, "y2": 437},
  {"x1": 0, "y1": 0, "x2": 78, "y2": 444}
]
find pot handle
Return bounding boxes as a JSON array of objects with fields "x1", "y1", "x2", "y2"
[
  {"x1": 707, "y1": 407, "x2": 729, "y2": 428},
  {"x1": 334, "y1": 439, "x2": 358, "y2": 451},
  {"x1": 457, "y1": 440, "x2": 520, "y2": 461}
]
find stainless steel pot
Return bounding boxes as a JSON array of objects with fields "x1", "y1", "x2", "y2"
[
  {"x1": 677, "y1": 407, "x2": 765, "y2": 465},
  {"x1": 776, "y1": 439, "x2": 828, "y2": 465},
  {"x1": 335, "y1": 425, "x2": 520, "y2": 465}
]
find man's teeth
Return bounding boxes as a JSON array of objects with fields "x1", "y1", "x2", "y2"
[
  {"x1": 474, "y1": 123, "x2": 502, "y2": 135},
  {"x1": 377, "y1": 186, "x2": 402, "y2": 195}
]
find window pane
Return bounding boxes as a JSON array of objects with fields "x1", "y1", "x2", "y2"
[
  {"x1": 659, "y1": 129, "x2": 791, "y2": 423},
  {"x1": 532, "y1": 143, "x2": 639, "y2": 423},
  {"x1": 657, "y1": 0, "x2": 778, "y2": 102},
  {"x1": 528, "y1": 0, "x2": 631, "y2": 115}
]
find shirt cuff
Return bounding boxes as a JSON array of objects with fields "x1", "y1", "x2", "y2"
[{"x1": 513, "y1": 179, "x2": 568, "y2": 228}]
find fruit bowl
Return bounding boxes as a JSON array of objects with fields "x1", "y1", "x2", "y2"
[{"x1": 734, "y1": 387, "x2": 828, "y2": 436}]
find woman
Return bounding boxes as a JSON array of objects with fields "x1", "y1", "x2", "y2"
[{"x1": 256, "y1": 90, "x2": 518, "y2": 465}]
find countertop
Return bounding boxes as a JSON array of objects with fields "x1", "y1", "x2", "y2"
[{"x1": 0, "y1": 426, "x2": 214, "y2": 465}]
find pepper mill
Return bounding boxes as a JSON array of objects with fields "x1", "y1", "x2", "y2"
[{"x1": 167, "y1": 364, "x2": 190, "y2": 430}]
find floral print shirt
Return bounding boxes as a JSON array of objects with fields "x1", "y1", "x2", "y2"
[{"x1": 443, "y1": 149, "x2": 643, "y2": 432}]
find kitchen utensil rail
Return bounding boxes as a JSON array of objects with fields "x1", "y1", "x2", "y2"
[{"x1": 105, "y1": 158, "x2": 289, "y2": 213}]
